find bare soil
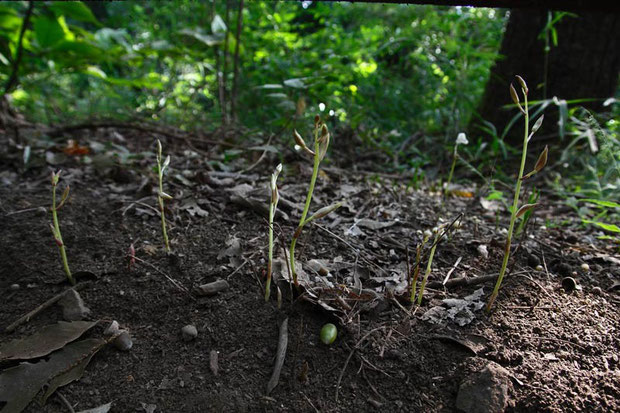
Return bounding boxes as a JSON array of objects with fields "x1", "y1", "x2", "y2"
[{"x1": 0, "y1": 127, "x2": 619, "y2": 412}]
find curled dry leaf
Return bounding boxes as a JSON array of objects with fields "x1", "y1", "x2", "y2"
[{"x1": 515, "y1": 203, "x2": 538, "y2": 218}]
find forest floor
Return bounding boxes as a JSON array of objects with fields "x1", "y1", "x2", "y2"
[{"x1": 0, "y1": 124, "x2": 619, "y2": 413}]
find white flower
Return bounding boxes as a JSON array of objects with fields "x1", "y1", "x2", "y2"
[{"x1": 455, "y1": 133, "x2": 468, "y2": 146}]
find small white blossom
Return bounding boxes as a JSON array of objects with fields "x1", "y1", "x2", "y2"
[{"x1": 455, "y1": 133, "x2": 468, "y2": 146}]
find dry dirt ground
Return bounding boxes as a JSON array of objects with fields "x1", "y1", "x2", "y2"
[{"x1": 0, "y1": 126, "x2": 619, "y2": 412}]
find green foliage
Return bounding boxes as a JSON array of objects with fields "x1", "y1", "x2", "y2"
[{"x1": 2, "y1": 2, "x2": 504, "y2": 136}]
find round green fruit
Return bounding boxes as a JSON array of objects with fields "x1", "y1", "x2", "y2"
[{"x1": 320, "y1": 323, "x2": 337, "y2": 345}]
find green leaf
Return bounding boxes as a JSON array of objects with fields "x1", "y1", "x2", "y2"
[
  {"x1": 580, "y1": 199, "x2": 620, "y2": 209},
  {"x1": 33, "y1": 16, "x2": 66, "y2": 49},
  {"x1": 583, "y1": 220, "x2": 620, "y2": 233},
  {"x1": 48, "y1": 2, "x2": 100, "y2": 25},
  {"x1": 52, "y1": 40, "x2": 103, "y2": 60}
]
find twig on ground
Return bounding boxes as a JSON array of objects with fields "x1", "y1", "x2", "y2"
[
  {"x1": 312, "y1": 223, "x2": 390, "y2": 277},
  {"x1": 266, "y1": 317, "x2": 289, "y2": 395},
  {"x1": 131, "y1": 256, "x2": 192, "y2": 298},
  {"x1": 5, "y1": 282, "x2": 91, "y2": 333},
  {"x1": 55, "y1": 391, "x2": 75, "y2": 413},
  {"x1": 335, "y1": 326, "x2": 385, "y2": 402},
  {"x1": 442, "y1": 256, "x2": 462, "y2": 285},
  {"x1": 226, "y1": 250, "x2": 259, "y2": 280}
]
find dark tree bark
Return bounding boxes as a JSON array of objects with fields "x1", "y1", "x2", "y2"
[{"x1": 474, "y1": 10, "x2": 620, "y2": 144}]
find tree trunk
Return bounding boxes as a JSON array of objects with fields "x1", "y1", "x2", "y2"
[{"x1": 474, "y1": 10, "x2": 620, "y2": 144}]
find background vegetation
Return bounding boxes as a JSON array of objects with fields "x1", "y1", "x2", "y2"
[{"x1": 0, "y1": 1, "x2": 618, "y2": 239}]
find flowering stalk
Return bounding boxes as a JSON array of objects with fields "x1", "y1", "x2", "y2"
[
  {"x1": 50, "y1": 170, "x2": 74, "y2": 285},
  {"x1": 289, "y1": 115, "x2": 340, "y2": 286},
  {"x1": 444, "y1": 133, "x2": 468, "y2": 196},
  {"x1": 487, "y1": 76, "x2": 547, "y2": 312},
  {"x1": 265, "y1": 164, "x2": 282, "y2": 301},
  {"x1": 156, "y1": 140, "x2": 173, "y2": 253}
]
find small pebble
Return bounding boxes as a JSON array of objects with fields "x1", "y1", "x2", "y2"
[
  {"x1": 591, "y1": 286, "x2": 603, "y2": 296},
  {"x1": 477, "y1": 245, "x2": 489, "y2": 259},
  {"x1": 181, "y1": 324, "x2": 198, "y2": 341},
  {"x1": 527, "y1": 254, "x2": 540, "y2": 268},
  {"x1": 555, "y1": 262, "x2": 572, "y2": 277},
  {"x1": 580, "y1": 263, "x2": 590, "y2": 272},
  {"x1": 113, "y1": 330, "x2": 133, "y2": 351},
  {"x1": 535, "y1": 265, "x2": 544, "y2": 272}
]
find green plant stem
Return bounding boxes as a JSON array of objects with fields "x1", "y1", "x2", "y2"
[
  {"x1": 52, "y1": 185, "x2": 74, "y2": 285},
  {"x1": 265, "y1": 201, "x2": 275, "y2": 301},
  {"x1": 290, "y1": 131, "x2": 321, "y2": 286},
  {"x1": 417, "y1": 232, "x2": 440, "y2": 305},
  {"x1": 444, "y1": 147, "x2": 458, "y2": 196},
  {"x1": 158, "y1": 164, "x2": 170, "y2": 253},
  {"x1": 158, "y1": 196, "x2": 170, "y2": 253},
  {"x1": 487, "y1": 95, "x2": 529, "y2": 312},
  {"x1": 410, "y1": 241, "x2": 425, "y2": 302}
]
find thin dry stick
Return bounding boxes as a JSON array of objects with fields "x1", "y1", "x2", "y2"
[
  {"x1": 266, "y1": 317, "x2": 289, "y2": 395},
  {"x1": 5, "y1": 283, "x2": 91, "y2": 332},
  {"x1": 312, "y1": 223, "x2": 389, "y2": 277},
  {"x1": 55, "y1": 391, "x2": 75, "y2": 413},
  {"x1": 442, "y1": 256, "x2": 462, "y2": 285},
  {"x1": 335, "y1": 326, "x2": 385, "y2": 402},
  {"x1": 131, "y1": 256, "x2": 192, "y2": 297}
]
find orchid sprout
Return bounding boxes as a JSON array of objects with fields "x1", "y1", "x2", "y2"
[
  {"x1": 289, "y1": 115, "x2": 342, "y2": 287},
  {"x1": 265, "y1": 163, "x2": 282, "y2": 301},
  {"x1": 487, "y1": 76, "x2": 548, "y2": 312},
  {"x1": 156, "y1": 140, "x2": 173, "y2": 253},
  {"x1": 50, "y1": 170, "x2": 74, "y2": 285}
]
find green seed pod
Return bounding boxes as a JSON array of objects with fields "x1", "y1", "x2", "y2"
[{"x1": 320, "y1": 323, "x2": 337, "y2": 345}]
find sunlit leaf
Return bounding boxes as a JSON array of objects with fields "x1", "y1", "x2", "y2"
[
  {"x1": 583, "y1": 220, "x2": 620, "y2": 233},
  {"x1": 49, "y1": 2, "x2": 100, "y2": 25},
  {"x1": 33, "y1": 16, "x2": 66, "y2": 49},
  {"x1": 580, "y1": 199, "x2": 620, "y2": 209}
]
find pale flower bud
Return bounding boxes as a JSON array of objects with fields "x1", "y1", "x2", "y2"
[{"x1": 455, "y1": 133, "x2": 468, "y2": 146}]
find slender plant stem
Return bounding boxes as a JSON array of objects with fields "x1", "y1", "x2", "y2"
[
  {"x1": 444, "y1": 147, "x2": 458, "y2": 196},
  {"x1": 265, "y1": 199, "x2": 275, "y2": 301},
  {"x1": 487, "y1": 92, "x2": 529, "y2": 311},
  {"x1": 52, "y1": 184, "x2": 74, "y2": 285},
  {"x1": 417, "y1": 232, "x2": 440, "y2": 305},
  {"x1": 290, "y1": 129, "x2": 321, "y2": 286},
  {"x1": 157, "y1": 151, "x2": 170, "y2": 253},
  {"x1": 410, "y1": 242, "x2": 424, "y2": 302}
]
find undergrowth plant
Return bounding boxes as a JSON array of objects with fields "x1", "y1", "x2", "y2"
[
  {"x1": 289, "y1": 115, "x2": 341, "y2": 286},
  {"x1": 444, "y1": 132, "x2": 469, "y2": 196},
  {"x1": 487, "y1": 76, "x2": 548, "y2": 312},
  {"x1": 265, "y1": 163, "x2": 282, "y2": 301},
  {"x1": 156, "y1": 140, "x2": 173, "y2": 253},
  {"x1": 50, "y1": 170, "x2": 74, "y2": 285},
  {"x1": 409, "y1": 229, "x2": 431, "y2": 302}
]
